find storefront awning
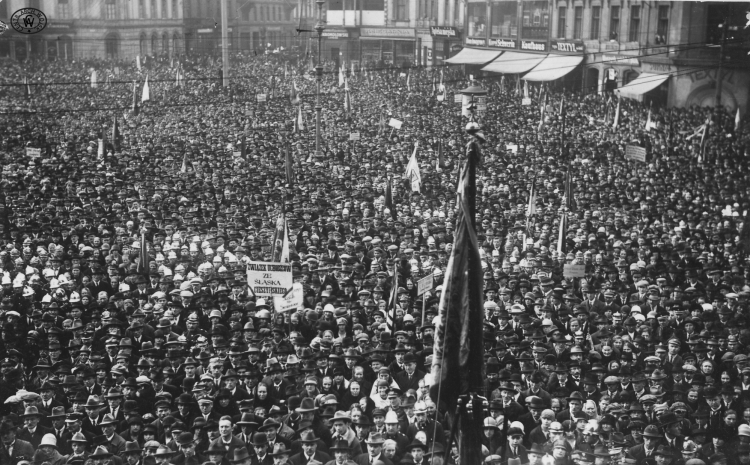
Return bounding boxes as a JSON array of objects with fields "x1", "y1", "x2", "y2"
[
  {"x1": 444, "y1": 48, "x2": 502, "y2": 65},
  {"x1": 481, "y1": 51, "x2": 546, "y2": 75},
  {"x1": 615, "y1": 73, "x2": 670, "y2": 101},
  {"x1": 522, "y1": 54, "x2": 583, "y2": 81}
]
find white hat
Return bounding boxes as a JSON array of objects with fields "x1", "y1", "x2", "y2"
[{"x1": 40, "y1": 433, "x2": 57, "y2": 448}]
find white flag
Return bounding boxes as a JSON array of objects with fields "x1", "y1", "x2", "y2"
[
  {"x1": 91, "y1": 70, "x2": 98, "y2": 89},
  {"x1": 141, "y1": 74, "x2": 150, "y2": 103},
  {"x1": 523, "y1": 80, "x2": 529, "y2": 99},
  {"x1": 136, "y1": 55, "x2": 142, "y2": 71},
  {"x1": 405, "y1": 142, "x2": 421, "y2": 192},
  {"x1": 736, "y1": 107, "x2": 742, "y2": 132},
  {"x1": 612, "y1": 97, "x2": 621, "y2": 128},
  {"x1": 339, "y1": 66, "x2": 345, "y2": 87}
]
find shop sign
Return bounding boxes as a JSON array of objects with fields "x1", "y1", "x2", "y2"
[
  {"x1": 520, "y1": 40, "x2": 546, "y2": 52},
  {"x1": 431, "y1": 26, "x2": 460, "y2": 38},
  {"x1": 323, "y1": 28, "x2": 350, "y2": 39},
  {"x1": 488, "y1": 38, "x2": 516, "y2": 49},
  {"x1": 550, "y1": 40, "x2": 584, "y2": 53},
  {"x1": 465, "y1": 37, "x2": 486, "y2": 46},
  {"x1": 360, "y1": 27, "x2": 415, "y2": 38},
  {"x1": 602, "y1": 54, "x2": 640, "y2": 66}
]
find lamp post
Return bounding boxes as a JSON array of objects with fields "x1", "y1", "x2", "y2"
[
  {"x1": 314, "y1": 0, "x2": 326, "y2": 159},
  {"x1": 458, "y1": 81, "x2": 487, "y2": 229}
]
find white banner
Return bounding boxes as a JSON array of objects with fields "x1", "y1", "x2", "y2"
[
  {"x1": 247, "y1": 261, "x2": 293, "y2": 296},
  {"x1": 273, "y1": 282, "x2": 304, "y2": 313}
]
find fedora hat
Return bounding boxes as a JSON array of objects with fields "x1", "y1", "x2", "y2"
[
  {"x1": 230, "y1": 447, "x2": 253, "y2": 463},
  {"x1": 90, "y1": 446, "x2": 113, "y2": 458},
  {"x1": 70, "y1": 432, "x2": 88, "y2": 443},
  {"x1": 21, "y1": 406, "x2": 43, "y2": 418},
  {"x1": 295, "y1": 397, "x2": 316, "y2": 413},
  {"x1": 176, "y1": 431, "x2": 194, "y2": 446},
  {"x1": 330, "y1": 440, "x2": 351, "y2": 452},
  {"x1": 269, "y1": 443, "x2": 291, "y2": 457},
  {"x1": 237, "y1": 413, "x2": 260, "y2": 427},
  {"x1": 299, "y1": 431, "x2": 319, "y2": 443},
  {"x1": 48, "y1": 406, "x2": 66, "y2": 419},
  {"x1": 406, "y1": 438, "x2": 429, "y2": 452},
  {"x1": 366, "y1": 432, "x2": 385, "y2": 444},
  {"x1": 154, "y1": 446, "x2": 175, "y2": 457},
  {"x1": 83, "y1": 396, "x2": 103, "y2": 409},
  {"x1": 99, "y1": 414, "x2": 117, "y2": 426},
  {"x1": 123, "y1": 441, "x2": 143, "y2": 454},
  {"x1": 331, "y1": 411, "x2": 352, "y2": 423}
]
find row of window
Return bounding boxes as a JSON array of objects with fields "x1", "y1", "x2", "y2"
[
  {"x1": 54, "y1": 0, "x2": 180, "y2": 20},
  {"x1": 557, "y1": 4, "x2": 670, "y2": 42},
  {"x1": 467, "y1": 2, "x2": 670, "y2": 43}
]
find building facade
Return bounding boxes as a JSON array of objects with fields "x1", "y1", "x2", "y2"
[
  {"x1": 0, "y1": 0, "x2": 298, "y2": 60},
  {"x1": 300, "y1": 0, "x2": 464, "y2": 67},
  {"x1": 0, "y1": 0, "x2": 185, "y2": 60},
  {"x1": 449, "y1": 0, "x2": 750, "y2": 111}
]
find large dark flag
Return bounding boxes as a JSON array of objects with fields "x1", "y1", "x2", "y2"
[
  {"x1": 564, "y1": 164, "x2": 575, "y2": 212},
  {"x1": 240, "y1": 135, "x2": 247, "y2": 158},
  {"x1": 430, "y1": 161, "x2": 484, "y2": 463},
  {"x1": 137, "y1": 232, "x2": 149, "y2": 275},
  {"x1": 131, "y1": 80, "x2": 139, "y2": 116},
  {"x1": 437, "y1": 140, "x2": 445, "y2": 170}
]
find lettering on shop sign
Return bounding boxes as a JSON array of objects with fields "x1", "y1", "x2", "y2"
[
  {"x1": 521, "y1": 40, "x2": 546, "y2": 52},
  {"x1": 686, "y1": 68, "x2": 735, "y2": 86}
]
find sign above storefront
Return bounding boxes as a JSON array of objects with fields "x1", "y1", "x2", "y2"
[
  {"x1": 431, "y1": 26, "x2": 460, "y2": 38},
  {"x1": 550, "y1": 40, "x2": 583, "y2": 53},
  {"x1": 602, "y1": 54, "x2": 640, "y2": 66},
  {"x1": 488, "y1": 38, "x2": 517, "y2": 49},
  {"x1": 520, "y1": 40, "x2": 546, "y2": 52},
  {"x1": 465, "y1": 37, "x2": 487, "y2": 46},
  {"x1": 323, "y1": 28, "x2": 351, "y2": 39},
  {"x1": 360, "y1": 27, "x2": 415, "y2": 38}
]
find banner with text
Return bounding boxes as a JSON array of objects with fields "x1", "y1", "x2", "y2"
[{"x1": 247, "y1": 261, "x2": 293, "y2": 296}]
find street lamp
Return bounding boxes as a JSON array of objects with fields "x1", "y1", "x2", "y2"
[
  {"x1": 314, "y1": 0, "x2": 326, "y2": 159},
  {"x1": 459, "y1": 82, "x2": 487, "y2": 137}
]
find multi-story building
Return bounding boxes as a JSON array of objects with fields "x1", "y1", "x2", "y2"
[
  {"x1": 297, "y1": 0, "x2": 464, "y2": 67},
  {"x1": 447, "y1": 0, "x2": 750, "y2": 111},
  {"x1": 0, "y1": 0, "x2": 185, "y2": 60},
  {"x1": 0, "y1": 0, "x2": 298, "y2": 60}
]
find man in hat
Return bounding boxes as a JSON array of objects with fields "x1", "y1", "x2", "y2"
[
  {"x1": 392, "y1": 353, "x2": 424, "y2": 393},
  {"x1": 403, "y1": 439, "x2": 428, "y2": 465},
  {"x1": 250, "y1": 433, "x2": 274, "y2": 465},
  {"x1": 502, "y1": 426, "x2": 528, "y2": 465},
  {"x1": 405, "y1": 402, "x2": 444, "y2": 448},
  {"x1": 172, "y1": 431, "x2": 206, "y2": 465},
  {"x1": 63, "y1": 432, "x2": 90, "y2": 464},
  {"x1": 0, "y1": 421, "x2": 35, "y2": 465},
  {"x1": 17, "y1": 405, "x2": 53, "y2": 448},
  {"x1": 99, "y1": 413, "x2": 127, "y2": 456},
  {"x1": 209, "y1": 417, "x2": 245, "y2": 457},
  {"x1": 290, "y1": 431, "x2": 331, "y2": 465},
  {"x1": 328, "y1": 439, "x2": 357, "y2": 465},
  {"x1": 354, "y1": 432, "x2": 393, "y2": 465},
  {"x1": 627, "y1": 425, "x2": 663, "y2": 461}
]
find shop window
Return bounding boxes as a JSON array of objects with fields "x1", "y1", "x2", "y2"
[
  {"x1": 609, "y1": 6, "x2": 619, "y2": 41},
  {"x1": 468, "y1": 3, "x2": 487, "y2": 37},
  {"x1": 521, "y1": 1, "x2": 549, "y2": 40},
  {"x1": 629, "y1": 5, "x2": 640, "y2": 42},
  {"x1": 656, "y1": 6, "x2": 669, "y2": 44},
  {"x1": 490, "y1": 1, "x2": 517, "y2": 38},
  {"x1": 573, "y1": 6, "x2": 582, "y2": 39},
  {"x1": 590, "y1": 6, "x2": 600, "y2": 40},
  {"x1": 557, "y1": 7, "x2": 566, "y2": 39}
]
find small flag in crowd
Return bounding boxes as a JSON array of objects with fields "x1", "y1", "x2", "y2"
[
  {"x1": 385, "y1": 177, "x2": 396, "y2": 220},
  {"x1": 137, "y1": 55, "x2": 142, "y2": 71},
  {"x1": 91, "y1": 70, "x2": 98, "y2": 89},
  {"x1": 339, "y1": 66, "x2": 345, "y2": 87},
  {"x1": 290, "y1": 79, "x2": 300, "y2": 105},
  {"x1": 437, "y1": 140, "x2": 445, "y2": 171},
  {"x1": 141, "y1": 75, "x2": 150, "y2": 103},
  {"x1": 523, "y1": 80, "x2": 530, "y2": 100},
  {"x1": 699, "y1": 115, "x2": 710, "y2": 162},
  {"x1": 131, "y1": 80, "x2": 139, "y2": 116},
  {"x1": 111, "y1": 115, "x2": 120, "y2": 151},
  {"x1": 736, "y1": 107, "x2": 742, "y2": 132},
  {"x1": 285, "y1": 147, "x2": 295, "y2": 188},
  {"x1": 387, "y1": 265, "x2": 398, "y2": 329},
  {"x1": 405, "y1": 142, "x2": 421, "y2": 192},
  {"x1": 557, "y1": 210, "x2": 567, "y2": 255},
  {"x1": 23, "y1": 76, "x2": 31, "y2": 99},
  {"x1": 180, "y1": 153, "x2": 188, "y2": 173},
  {"x1": 612, "y1": 97, "x2": 621, "y2": 128}
]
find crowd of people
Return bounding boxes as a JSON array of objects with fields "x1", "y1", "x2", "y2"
[{"x1": 0, "y1": 47, "x2": 748, "y2": 465}]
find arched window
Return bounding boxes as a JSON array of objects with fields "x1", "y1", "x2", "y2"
[
  {"x1": 151, "y1": 33, "x2": 158, "y2": 54},
  {"x1": 139, "y1": 33, "x2": 147, "y2": 54},
  {"x1": 162, "y1": 33, "x2": 169, "y2": 54},
  {"x1": 105, "y1": 32, "x2": 119, "y2": 58}
]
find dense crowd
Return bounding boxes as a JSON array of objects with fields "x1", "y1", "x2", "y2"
[{"x1": 0, "y1": 48, "x2": 749, "y2": 465}]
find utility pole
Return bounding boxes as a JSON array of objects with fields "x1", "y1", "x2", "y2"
[
  {"x1": 715, "y1": 20, "x2": 726, "y2": 108},
  {"x1": 314, "y1": 0, "x2": 325, "y2": 158},
  {"x1": 221, "y1": 0, "x2": 230, "y2": 87}
]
